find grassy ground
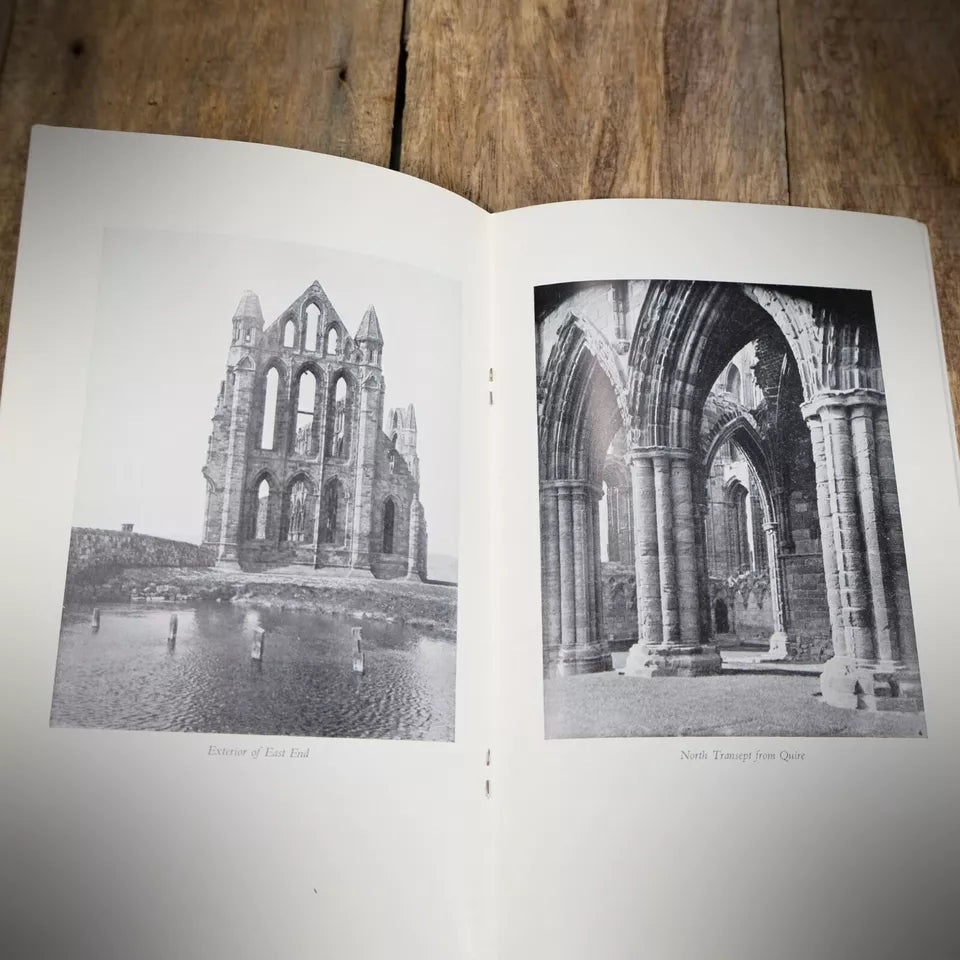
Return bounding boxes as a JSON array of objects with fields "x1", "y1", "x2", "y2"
[
  {"x1": 544, "y1": 672, "x2": 927, "y2": 739},
  {"x1": 66, "y1": 566, "x2": 457, "y2": 635}
]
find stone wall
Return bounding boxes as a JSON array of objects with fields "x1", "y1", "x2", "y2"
[
  {"x1": 68, "y1": 527, "x2": 215, "y2": 581},
  {"x1": 600, "y1": 563, "x2": 638, "y2": 646}
]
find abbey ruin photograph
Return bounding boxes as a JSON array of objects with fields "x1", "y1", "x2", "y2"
[
  {"x1": 49, "y1": 230, "x2": 461, "y2": 742},
  {"x1": 536, "y1": 279, "x2": 926, "y2": 738}
]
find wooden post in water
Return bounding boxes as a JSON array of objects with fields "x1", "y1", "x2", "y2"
[
  {"x1": 352, "y1": 626, "x2": 364, "y2": 674},
  {"x1": 251, "y1": 628, "x2": 265, "y2": 661},
  {"x1": 91, "y1": 608, "x2": 100, "y2": 630},
  {"x1": 168, "y1": 613, "x2": 178, "y2": 644}
]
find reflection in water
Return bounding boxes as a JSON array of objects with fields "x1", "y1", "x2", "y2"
[{"x1": 51, "y1": 603, "x2": 456, "y2": 741}]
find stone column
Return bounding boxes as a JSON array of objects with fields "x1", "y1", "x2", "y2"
[
  {"x1": 605, "y1": 485, "x2": 621, "y2": 563},
  {"x1": 762, "y1": 521, "x2": 790, "y2": 660},
  {"x1": 803, "y1": 391, "x2": 922, "y2": 711},
  {"x1": 556, "y1": 484, "x2": 577, "y2": 663},
  {"x1": 624, "y1": 448, "x2": 722, "y2": 677},
  {"x1": 348, "y1": 378, "x2": 379, "y2": 577},
  {"x1": 627, "y1": 452, "x2": 660, "y2": 645},
  {"x1": 539, "y1": 483, "x2": 562, "y2": 672},
  {"x1": 405, "y1": 499, "x2": 424, "y2": 581},
  {"x1": 216, "y1": 360, "x2": 256, "y2": 568},
  {"x1": 807, "y1": 417, "x2": 844, "y2": 654},
  {"x1": 693, "y1": 498, "x2": 713, "y2": 642},
  {"x1": 558, "y1": 481, "x2": 612, "y2": 675},
  {"x1": 873, "y1": 408, "x2": 917, "y2": 660}
]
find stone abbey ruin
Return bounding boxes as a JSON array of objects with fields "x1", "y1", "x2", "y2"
[
  {"x1": 536, "y1": 280, "x2": 922, "y2": 713},
  {"x1": 202, "y1": 281, "x2": 427, "y2": 581}
]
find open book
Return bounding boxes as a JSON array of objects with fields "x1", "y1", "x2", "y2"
[{"x1": 2, "y1": 126, "x2": 959, "y2": 958}]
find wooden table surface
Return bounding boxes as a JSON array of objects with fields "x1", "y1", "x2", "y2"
[{"x1": 1, "y1": 1, "x2": 957, "y2": 426}]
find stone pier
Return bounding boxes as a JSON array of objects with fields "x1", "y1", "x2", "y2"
[
  {"x1": 623, "y1": 448, "x2": 722, "y2": 677},
  {"x1": 804, "y1": 390, "x2": 921, "y2": 711}
]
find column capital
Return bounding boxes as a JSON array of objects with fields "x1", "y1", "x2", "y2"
[
  {"x1": 801, "y1": 388, "x2": 885, "y2": 421},
  {"x1": 540, "y1": 478, "x2": 603, "y2": 498},
  {"x1": 627, "y1": 445, "x2": 693, "y2": 464}
]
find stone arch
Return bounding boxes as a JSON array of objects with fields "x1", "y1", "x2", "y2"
[
  {"x1": 725, "y1": 364, "x2": 742, "y2": 403},
  {"x1": 256, "y1": 360, "x2": 286, "y2": 452},
  {"x1": 280, "y1": 472, "x2": 317, "y2": 544},
  {"x1": 381, "y1": 496, "x2": 401, "y2": 555},
  {"x1": 318, "y1": 476, "x2": 348, "y2": 546},
  {"x1": 323, "y1": 319, "x2": 348, "y2": 358},
  {"x1": 245, "y1": 469, "x2": 280, "y2": 542},
  {"x1": 303, "y1": 301, "x2": 322, "y2": 352},
  {"x1": 289, "y1": 361, "x2": 324, "y2": 457},
  {"x1": 325, "y1": 369, "x2": 356, "y2": 458},
  {"x1": 538, "y1": 316, "x2": 624, "y2": 675},
  {"x1": 743, "y1": 285, "x2": 883, "y2": 401}
]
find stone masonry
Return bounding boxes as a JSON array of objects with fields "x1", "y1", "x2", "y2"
[{"x1": 202, "y1": 282, "x2": 427, "y2": 580}]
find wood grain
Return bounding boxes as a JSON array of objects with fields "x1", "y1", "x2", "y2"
[
  {"x1": 0, "y1": 0, "x2": 403, "y2": 384},
  {"x1": 401, "y1": 0, "x2": 788, "y2": 210},
  {"x1": 780, "y1": 0, "x2": 960, "y2": 426}
]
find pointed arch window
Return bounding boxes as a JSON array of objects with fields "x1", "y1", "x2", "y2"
[
  {"x1": 294, "y1": 370, "x2": 318, "y2": 456},
  {"x1": 329, "y1": 376, "x2": 348, "y2": 457},
  {"x1": 283, "y1": 320, "x2": 296, "y2": 348},
  {"x1": 288, "y1": 479, "x2": 310, "y2": 543},
  {"x1": 325, "y1": 325, "x2": 340, "y2": 357},
  {"x1": 252, "y1": 478, "x2": 270, "y2": 540},
  {"x1": 725, "y1": 364, "x2": 742, "y2": 404},
  {"x1": 260, "y1": 368, "x2": 280, "y2": 450},
  {"x1": 382, "y1": 499, "x2": 396, "y2": 554},
  {"x1": 319, "y1": 480, "x2": 345, "y2": 546},
  {"x1": 305, "y1": 304, "x2": 320, "y2": 352}
]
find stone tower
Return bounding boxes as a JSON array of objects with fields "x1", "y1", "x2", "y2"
[{"x1": 202, "y1": 282, "x2": 427, "y2": 580}]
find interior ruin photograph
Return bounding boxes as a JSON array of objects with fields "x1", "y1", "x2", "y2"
[{"x1": 535, "y1": 279, "x2": 926, "y2": 738}]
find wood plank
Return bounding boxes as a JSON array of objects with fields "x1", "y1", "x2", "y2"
[
  {"x1": 0, "y1": 0, "x2": 404, "y2": 385},
  {"x1": 780, "y1": 0, "x2": 960, "y2": 428},
  {"x1": 400, "y1": 0, "x2": 787, "y2": 210}
]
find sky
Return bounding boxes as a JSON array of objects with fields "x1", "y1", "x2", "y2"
[{"x1": 69, "y1": 228, "x2": 463, "y2": 559}]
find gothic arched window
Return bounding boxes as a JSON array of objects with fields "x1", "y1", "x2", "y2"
[
  {"x1": 260, "y1": 367, "x2": 280, "y2": 450},
  {"x1": 382, "y1": 499, "x2": 396, "y2": 554},
  {"x1": 253, "y1": 478, "x2": 270, "y2": 540},
  {"x1": 714, "y1": 598, "x2": 730, "y2": 634},
  {"x1": 305, "y1": 304, "x2": 320, "y2": 352},
  {"x1": 319, "y1": 480, "x2": 345, "y2": 546},
  {"x1": 288, "y1": 479, "x2": 310, "y2": 543},
  {"x1": 328, "y1": 376, "x2": 348, "y2": 457},
  {"x1": 294, "y1": 370, "x2": 318, "y2": 456},
  {"x1": 325, "y1": 325, "x2": 340, "y2": 357},
  {"x1": 283, "y1": 319, "x2": 296, "y2": 348},
  {"x1": 725, "y1": 364, "x2": 742, "y2": 404}
]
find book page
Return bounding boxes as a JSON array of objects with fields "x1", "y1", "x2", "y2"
[
  {"x1": 0, "y1": 127, "x2": 494, "y2": 959},
  {"x1": 490, "y1": 199, "x2": 960, "y2": 958}
]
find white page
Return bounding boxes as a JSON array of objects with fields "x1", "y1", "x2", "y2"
[
  {"x1": 491, "y1": 199, "x2": 960, "y2": 959},
  {"x1": 0, "y1": 128, "x2": 494, "y2": 959}
]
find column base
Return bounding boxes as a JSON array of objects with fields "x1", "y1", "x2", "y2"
[
  {"x1": 215, "y1": 558, "x2": 243, "y2": 572},
  {"x1": 820, "y1": 656, "x2": 924, "y2": 712},
  {"x1": 761, "y1": 631, "x2": 791, "y2": 662},
  {"x1": 623, "y1": 642, "x2": 722, "y2": 677},
  {"x1": 345, "y1": 567, "x2": 375, "y2": 579},
  {"x1": 405, "y1": 571, "x2": 424, "y2": 582},
  {"x1": 556, "y1": 643, "x2": 613, "y2": 676}
]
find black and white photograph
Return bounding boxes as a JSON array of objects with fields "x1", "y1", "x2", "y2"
[
  {"x1": 50, "y1": 229, "x2": 462, "y2": 741},
  {"x1": 536, "y1": 279, "x2": 926, "y2": 738}
]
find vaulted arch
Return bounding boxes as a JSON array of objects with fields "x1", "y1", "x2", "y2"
[{"x1": 539, "y1": 314, "x2": 628, "y2": 484}]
